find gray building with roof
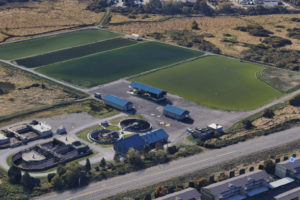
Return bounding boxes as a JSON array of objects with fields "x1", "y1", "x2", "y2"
[
  {"x1": 275, "y1": 157, "x2": 300, "y2": 180},
  {"x1": 104, "y1": 94, "x2": 133, "y2": 111},
  {"x1": 201, "y1": 170, "x2": 270, "y2": 200},
  {"x1": 163, "y1": 104, "x2": 190, "y2": 121},
  {"x1": 154, "y1": 187, "x2": 201, "y2": 200},
  {"x1": 129, "y1": 81, "x2": 167, "y2": 102}
]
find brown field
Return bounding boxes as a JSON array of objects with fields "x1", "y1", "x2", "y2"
[
  {"x1": 0, "y1": 0, "x2": 104, "y2": 42},
  {"x1": 110, "y1": 13, "x2": 168, "y2": 24},
  {"x1": 220, "y1": 104, "x2": 300, "y2": 141},
  {"x1": 0, "y1": 63, "x2": 78, "y2": 117},
  {"x1": 108, "y1": 14, "x2": 300, "y2": 57}
]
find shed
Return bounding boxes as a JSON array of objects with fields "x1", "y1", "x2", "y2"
[
  {"x1": 104, "y1": 95, "x2": 133, "y2": 111},
  {"x1": 163, "y1": 104, "x2": 189, "y2": 120},
  {"x1": 129, "y1": 82, "x2": 167, "y2": 102},
  {"x1": 113, "y1": 134, "x2": 145, "y2": 157},
  {"x1": 141, "y1": 129, "x2": 169, "y2": 146}
]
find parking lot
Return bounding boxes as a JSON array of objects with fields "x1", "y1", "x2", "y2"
[{"x1": 88, "y1": 80, "x2": 250, "y2": 144}]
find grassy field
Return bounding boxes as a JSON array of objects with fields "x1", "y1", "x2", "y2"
[
  {"x1": 16, "y1": 38, "x2": 136, "y2": 68},
  {"x1": 0, "y1": 29, "x2": 119, "y2": 60},
  {"x1": 36, "y1": 42, "x2": 202, "y2": 88},
  {"x1": 133, "y1": 56, "x2": 282, "y2": 110}
]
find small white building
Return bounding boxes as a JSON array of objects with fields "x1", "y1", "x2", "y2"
[
  {"x1": 208, "y1": 123, "x2": 223, "y2": 133},
  {"x1": 125, "y1": 34, "x2": 142, "y2": 41},
  {"x1": 29, "y1": 122, "x2": 52, "y2": 137}
]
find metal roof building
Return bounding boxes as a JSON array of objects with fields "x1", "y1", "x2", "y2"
[
  {"x1": 163, "y1": 104, "x2": 190, "y2": 120},
  {"x1": 104, "y1": 95, "x2": 133, "y2": 112},
  {"x1": 140, "y1": 129, "x2": 169, "y2": 146},
  {"x1": 275, "y1": 157, "x2": 300, "y2": 180},
  {"x1": 129, "y1": 82, "x2": 167, "y2": 102},
  {"x1": 201, "y1": 170, "x2": 270, "y2": 200},
  {"x1": 154, "y1": 187, "x2": 201, "y2": 200},
  {"x1": 113, "y1": 134, "x2": 145, "y2": 157}
]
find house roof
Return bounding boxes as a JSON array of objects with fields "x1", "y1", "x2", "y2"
[
  {"x1": 203, "y1": 170, "x2": 269, "y2": 198},
  {"x1": 163, "y1": 104, "x2": 189, "y2": 116},
  {"x1": 274, "y1": 186, "x2": 300, "y2": 200},
  {"x1": 140, "y1": 129, "x2": 169, "y2": 145},
  {"x1": 154, "y1": 187, "x2": 201, "y2": 200},
  {"x1": 269, "y1": 177, "x2": 295, "y2": 189},
  {"x1": 277, "y1": 157, "x2": 300, "y2": 171},
  {"x1": 130, "y1": 82, "x2": 166, "y2": 96},
  {"x1": 104, "y1": 94, "x2": 132, "y2": 107},
  {"x1": 114, "y1": 134, "x2": 145, "y2": 154},
  {"x1": 208, "y1": 123, "x2": 223, "y2": 130}
]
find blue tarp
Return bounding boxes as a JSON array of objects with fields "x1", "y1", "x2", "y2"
[
  {"x1": 163, "y1": 104, "x2": 189, "y2": 116},
  {"x1": 141, "y1": 129, "x2": 169, "y2": 145},
  {"x1": 130, "y1": 82, "x2": 166, "y2": 96}
]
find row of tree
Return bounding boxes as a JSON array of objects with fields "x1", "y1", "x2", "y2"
[{"x1": 8, "y1": 165, "x2": 40, "y2": 190}]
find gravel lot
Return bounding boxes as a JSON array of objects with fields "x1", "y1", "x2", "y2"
[{"x1": 88, "y1": 80, "x2": 249, "y2": 144}]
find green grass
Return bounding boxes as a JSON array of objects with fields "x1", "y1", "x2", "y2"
[
  {"x1": 16, "y1": 38, "x2": 136, "y2": 68},
  {"x1": 133, "y1": 56, "x2": 282, "y2": 110},
  {"x1": 36, "y1": 42, "x2": 202, "y2": 88},
  {"x1": 0, "y1": 29, "x2": 119, "y2": 60}
]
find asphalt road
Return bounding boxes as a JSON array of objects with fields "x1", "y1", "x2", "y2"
[{"x1": 38, "y1": 126, "x2": 300, "y2": 200}]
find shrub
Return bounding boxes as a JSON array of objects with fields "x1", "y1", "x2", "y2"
[
  {"x1": 263, "y1": 109, "x2": 275, "y2": 118},
  {"x1": 290, "y1": 94, "x2": 300, "y2": 107},
  {"x1": 264, "y1": 160, "x2": 275, "y2": 174},
  {"x1": 243, "y1": 120, "x2": 253, "y2": 130},
  {"x1": 262, "y1": 36, "x2": 292, "y2": 48}
]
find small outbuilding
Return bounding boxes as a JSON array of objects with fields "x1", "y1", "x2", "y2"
[
  {"x1": 113, "y1": 134, "x2": 145, "y2": 157},
  {"x1": 104, "y1": 94, "x2": 133, "y2": 111},
  {"x1": 140, "y1": 129, "x2": 169, "y2": 147},
  {"x1": 129, "y1": 81, "x2": 167, "y2": 102},
  {"x1": 163, "y1": 104, "x2": 190, "y2": 120},
  {"x1": 208, "y1": 123, "x2": 223, "y2": 133}
]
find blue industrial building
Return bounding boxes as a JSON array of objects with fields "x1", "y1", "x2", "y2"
[
  {"x1": 129, "y1": 82, "x2": 167, "y2": 102},
  {"x1": 113, "y1": 134, "x2": 145, "y2": 157},
  {"x1": 114, "y1": 129, "x2": 169, "y2": 157},
  {"x1": 141, "y1": 129, "x2": 169, "y2": 147},
  {"x1": 103, "y1": 95, "x2": 133, "y2": 111},
  {"x1": 163, "y1": 104, "x2": 190, "y2": 120}
]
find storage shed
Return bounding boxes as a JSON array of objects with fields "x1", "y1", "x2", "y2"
[
  {"x1": 104, "y1": 95, "x2": 133, "y2": 111},
  {"x1": 129, "y1": 81, "x2": 167, "y2": 102},
  {"x1": 163, "y1": 104, "x2": 189, "y2": 120}
]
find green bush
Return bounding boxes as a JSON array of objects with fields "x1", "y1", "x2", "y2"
[{"x1": 290, "y1": 94, "x2": 300, "y2": 106}]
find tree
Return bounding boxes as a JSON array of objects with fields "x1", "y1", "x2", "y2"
[
  {"x1": 100, "y1": 158, "x2": 106, "y2": 168},
  {"x1": 127, "y1": 148, "x2": 144, "y2": 168},
  {"x1": 194, "y1": 177, "x2": 207, "y2": 191},
  {"x1": 57, "y1": 165, "x2": 66, "y2": 176},
  {"x1": 8, "y1": 166, "x2": 21, "y2": 184},
  {"x1": 21, "y1": 172, "x2": 39, "y2": 190},
  {"x1": 47, "y1": 173, "x2": 56, "y2": 183},
  {"x1": 85, "y1": 158, "x2": 91, "y2": 173},
  {"x1": 51, "y1": 175, "x2": 64, "y2": 190},
  {"x1": 193, "y1": 0, "x2": 213, "y2": 16},
  {"x1": 263, "y1": 109, "x2": 275, "y2": 118},
  {"x1": 243, "y1": 120, "x2": 253, "y2": 130},
  {"x1": 62, "y1": 163, "x2": 85, "y2": 188},
  {"x1": 144, "y1": 194, "x2": 152, "y2": 200},
  {"x1": 154, "y1": 185, "x2": 168, "y2": 198},
  {"x1": 146, "y1": 0, "x2": 162, "y2": 12},
  {"x1": 113, "y1": 153, "x2": 120, "y2": 163},
  {"x1": 264, "y1": 160, "x2": 275, "y2": 174},
  {"x1": 167, "y1": 146, "x2": 178, "y2": 154},
  {"x1": 191, "y1": 20, "x2": 199, "y2": 30},
  {"x1": 290, "y1": 94, "x2": 300, "y2": 107},
  {"x1": 155, "y1": 141, "x2": 164, "y2": 150}
]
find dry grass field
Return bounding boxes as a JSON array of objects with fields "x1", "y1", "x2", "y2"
[
  {"x1": 109, "y1": 14, "x2": 300, "y2": 57},
  {"x1": 0, "y1": 63, "x2": 77, "y2": 117},
  {"x1": 0, "y1": 0, "x2": 104, "y2": 42},
  {"x1": 110, "y1": 13, "x2": 168, "y2": 24}
]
